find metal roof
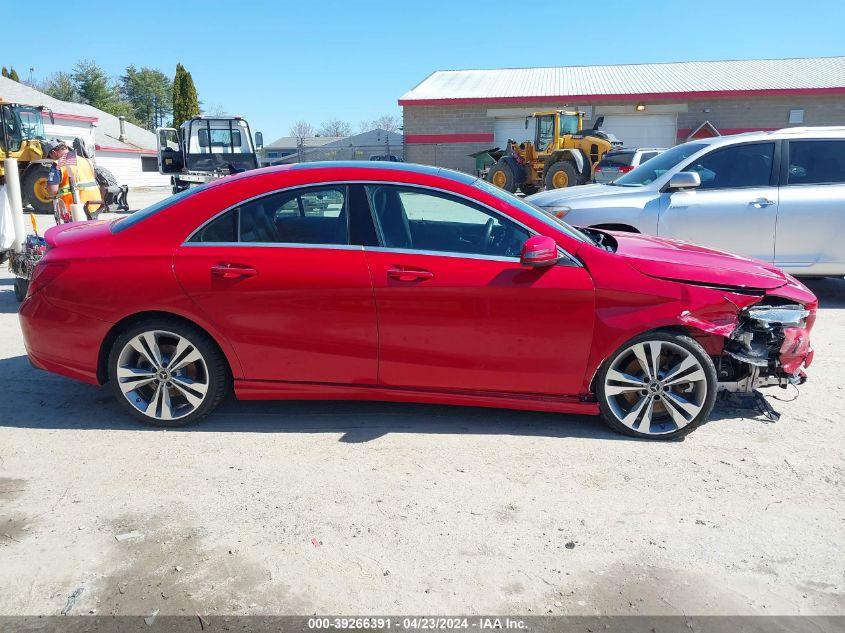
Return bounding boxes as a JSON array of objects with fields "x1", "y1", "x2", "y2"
[
  {"x1": 399, "y1": 57, "x2": 845, "y2": 104},
  {"x1": 0, "y1": 75, "x2": 157, "y2": 151}
]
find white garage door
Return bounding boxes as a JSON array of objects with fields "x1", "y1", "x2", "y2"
[
  {"x1": 601, "y1": 114, "x2": 677, "y2": 149},
  {"x1": 493, "y1": 118, "x2": 533, "y2": 149}
]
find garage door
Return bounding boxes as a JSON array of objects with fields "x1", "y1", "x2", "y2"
[
  {"x1": 601, "y1": 114, "x2": 677, "y2": 149},
  {"x1": 493, "y1": 118, "x2": 533, "y2": 149}
]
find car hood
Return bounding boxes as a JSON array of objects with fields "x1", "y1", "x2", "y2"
[
  {"x1": 527, "y1": 183, "x2": 648, "y2": 206},
  {"x1": 608, "y1": 230, "x2": 789, "y2": 290}
]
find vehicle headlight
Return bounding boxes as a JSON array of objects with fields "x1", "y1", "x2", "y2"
[{"x1": 544, "y1": 205, "x2": 572, "y2": 219}]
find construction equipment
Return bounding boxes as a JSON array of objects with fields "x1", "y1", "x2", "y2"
[
  {"x1": 486, "y1": 110, "x2": 620, "y2": 193},
  {"x1": 156, "y1": 116, "x2": 261, "y2": 193},
  {"x1": 0, "y1": 99, "x2": 128, "y2": 213}
]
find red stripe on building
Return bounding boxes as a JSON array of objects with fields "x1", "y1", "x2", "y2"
[
  {"x1": 43, "y1": 112, "x2": 99, "y2": 123},
  {"x1": 399, "y1": 87, "x2": 845, "y2": 106},
  {"x1": 404, "y1": 133, "x2": 494, "y2": 144},
  {"x1": 95, "y1": 144, "x2": 156, "y2": 155}
]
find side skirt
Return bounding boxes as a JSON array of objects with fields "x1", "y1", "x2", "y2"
[{"x1": 234, "y1": 380, "x2": 600, "y2": 416}]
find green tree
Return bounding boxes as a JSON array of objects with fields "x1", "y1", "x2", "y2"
[
  {"x1": 9, "y1": 67, "x2": 20, "y2": 82},
  {"x1": 72, "y1": 60, "x2": 116, "y2": 109},
  {"x1": 1, "y1": 67, "x2": 8, "y2": 78},
  {"x1": 120, "y1": 66, "x2": 172, "y2": 130},
  {"x1": 172, "y1": 63, "x2": 200, "y2": 129},
  {"x1": 42, "y1": 72, "x2": 79, "y2": 102},
  {"x1": 71, "y1": 59, "x2": 137, "y2": 122}
]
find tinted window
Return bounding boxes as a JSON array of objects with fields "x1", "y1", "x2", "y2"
[
  {"x1": 598, "y1": 152, "x2": 635, "y2": 168},
  {"x1": 191, "y1": 187, "x2": 349, "y2": 245},
  {"x1": 786, "y1": 140, "x2": 845, "y2": 185},
  {"x1": 684, "y1": 142, "x2": 774, "y2": 190},
  {"x1": 113, "y1": 184, "x2": 208, "y2": 233},
  {"x1": 366, "y1": 185, "x2": 529, "y2": 258},
  {"x1": 639, "y1": 152, "x2": 659, "y2": 163},
  {"x1": 193, "y1": 210, "x2": 237, "y2": 242},
  {"x1": 240, "y1": 187, "x2": 347, "y2": 244}
]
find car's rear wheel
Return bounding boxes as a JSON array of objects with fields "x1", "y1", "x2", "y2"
[
  {"x1": 596, "y1": 332, "x2": 716, "y2": 439},
  {"x1": 108, "y1": 319, "x2": 229, "y2": 427}
]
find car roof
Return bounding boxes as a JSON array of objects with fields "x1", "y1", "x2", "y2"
[{"x1": 691, "y1": 126, "x2": 845, "y2": 150}]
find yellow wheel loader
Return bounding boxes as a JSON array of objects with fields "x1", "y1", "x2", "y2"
[
  {"x1": 0, "y1": 99, "x2": 128, "y2": 213},
  {"x1": 486, "y1": 110, "x2": 619, "y2": 193},
  {"x1": 0, "y1": 100, "x2": 55, "y2": 213}
]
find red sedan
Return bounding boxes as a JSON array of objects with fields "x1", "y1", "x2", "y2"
[{"x1": 19, "y1": 162, "x2": 817, "y2": 439}]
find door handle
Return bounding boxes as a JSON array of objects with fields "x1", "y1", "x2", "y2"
[
  {"x1": 750, "y1": 198, "x2": 776, "y2": 208},
  {"x1": 387, "y1": 267, "x2": 434, "y2": 282},
  {"x1": 211, "y1": 263, "x2": 258, "y2": 279}
]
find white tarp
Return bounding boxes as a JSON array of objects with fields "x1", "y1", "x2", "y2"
[{"x1": 0, "y1": 186, "x2": 16, "y2": 251}]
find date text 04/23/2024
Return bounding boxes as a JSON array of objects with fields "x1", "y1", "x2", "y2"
[{"x1": 307, "y1": 617, "x2": 527, "y2": 630}]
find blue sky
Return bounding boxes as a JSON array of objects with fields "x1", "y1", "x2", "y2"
[{"x1": 4, "y1": 0, "x2": 843, "y2": 141}]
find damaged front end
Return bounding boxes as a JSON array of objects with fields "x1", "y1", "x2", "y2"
[
  {"x1": 677, "y1": 280, "x2": 817, "y2": 401},
  {"x1": 725, "y1": 303, "x2": 813, "y2": 386}
]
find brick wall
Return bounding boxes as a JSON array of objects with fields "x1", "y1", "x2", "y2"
[{"x1": 403, "y1": 95, "x2": 845, "y2": 173}]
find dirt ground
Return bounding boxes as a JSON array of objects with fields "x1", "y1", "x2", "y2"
[{"x1": 0, "y1": 216, "x2": 842, "y2": 617}]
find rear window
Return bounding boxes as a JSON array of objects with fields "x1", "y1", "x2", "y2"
[
  {"x1": 598, "y1": 152, "x2": 635, "y2": 168},
  {"x1": 111, "y1": 185, "x2": 208, "y2": 233}
]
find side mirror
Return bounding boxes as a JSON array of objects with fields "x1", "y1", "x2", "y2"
[
  {"x1": 520, "y1": 235, "x2": 559, "y2": 268},
  {"x1": 667, "y1": 171, "x2": 701, "y2": 191},
  {"x1": 254, "y1": 131, "x2": 264, "y2": 150}
]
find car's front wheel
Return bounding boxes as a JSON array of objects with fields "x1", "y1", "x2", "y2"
[
  {"x1": 108, "y1": 319, "x2": 229, "y2": 427},
  {"x1": 596, "y1": 332, "x2": 717, "y2": 439}
]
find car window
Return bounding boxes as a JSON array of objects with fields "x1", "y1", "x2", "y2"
[
  {"x1": 683, "y1": 142, "x2": 774, "y2": 190},
  {"x1": 613, "y1": 143, "x2": 708, "y2": 186},
  {"x1": 639, "y1": 152, "x2": 659, "y2": 163},
  {"x1": 366, "y1": 185, "x2": 529, "y2": 258},
  {"x1": 190, "y1": 186, "x2": 348, "y2": 245},
  {"x1": 598, "y1": 152, "x2": 635, "y2": 168},
  {"x1": 786, "y1": 140, "x2": 845, "y2": 185}
]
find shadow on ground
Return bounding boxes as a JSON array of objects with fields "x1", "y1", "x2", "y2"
[{"x1": 3, "y1": 278, "x2": 840, "y2": 441}]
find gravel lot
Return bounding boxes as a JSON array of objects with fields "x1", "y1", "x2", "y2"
[{"x1": 0, "y1": 207, "x2": 842, "y2": 617}]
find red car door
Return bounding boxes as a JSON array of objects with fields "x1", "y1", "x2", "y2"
[
  {"x1": 363, "y1": 185, "x2": 595, "y2": 396},
  {"x1": 174, "y1": 185, "x2": 378, "y2": 385}
]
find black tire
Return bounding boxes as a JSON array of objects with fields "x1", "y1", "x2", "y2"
[
  {"x1": 13, "y1": 277, "x2": 28, "y2": 302},
  {"x1": 20, "y1": 165, "x2": 54, "y2": 214},
  {"x1": 544, "y1": 161, "x2": 583, "y2": 190},
  {"x1": 486, "y1": 161, "x2": 518, "y2": 193},
  {"x1": 519, "y1": 183, "x2": 540, "y2": 195},
  {"x1": 94, "y1": 166, "x2": 118, "y2": 212},
  {"x1": 596, "y1": 331, "x2": 717, "y2": 440},
  {"x1": 107, "y1": 317, "x2": 230, "y2": 428}
]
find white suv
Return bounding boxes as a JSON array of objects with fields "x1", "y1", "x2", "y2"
[{"x1": 527, "y1": 127, "x2": 845, "y2": 277}]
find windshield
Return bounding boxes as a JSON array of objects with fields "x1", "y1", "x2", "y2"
[
  {"x1": 612, "y1": 142, "x2": 708, "y2": 186},
  {"x1": 473, "y1": 179, "x2": 592, "y2": 244}
]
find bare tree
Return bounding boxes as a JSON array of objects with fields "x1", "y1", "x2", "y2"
[
  {"x1": 371, "y1": 114, "x2": 401, "y2": 133},
  {"x1": 317, "y1": 119, "x2": 352, "y2": 137},
  {"x1": 202, "y1": 102, "x2": 228, "y2": 116},
  {"x1": 290, "y1": 120, "x2": 315, "y2": 140}
]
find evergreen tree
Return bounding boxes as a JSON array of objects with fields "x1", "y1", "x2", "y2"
[
  {"x1": 9, "y1": 67, "x2": 20, "y2": 82},
  {"x1": 72, "y1": 60, "x2": 116, "y2": 110},
  {"x1": 1, "y1": 67, "x2": 8, "y2": 78},
  {"x1": 41, "y1": 72, "x2": 79, "y2": 102},
  {"x1": 172, "y1": 63, "x2": 200, "y2": 128},
  {"x1": 121, "y1": 66, "x2": 172, "y2": 130}
]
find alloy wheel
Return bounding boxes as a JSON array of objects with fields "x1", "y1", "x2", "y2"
[
  {"x1": 603, "y1": 340, "x2": 708, "y2": 436},
  {"x1": 116, "y1": 330, "x2": 210, "y2": 421}
]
